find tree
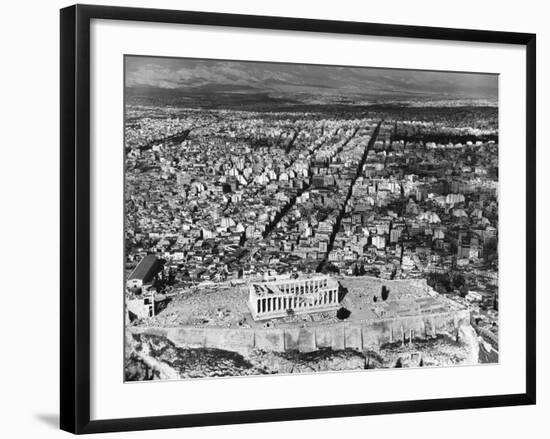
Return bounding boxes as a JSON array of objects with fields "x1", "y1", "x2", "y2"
[
  {"x1": 381, "y1": 285, "x2": 390, "y2": 301},
  {"x1": 452, "y1": 273, "x2": 465, "y2": 290},
  {"x1": 167, "y1": 267, "x2": 177, "y2": 285}
]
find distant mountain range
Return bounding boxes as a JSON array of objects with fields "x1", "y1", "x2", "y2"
[{"x1": 125, "y1": 57, "x2": 498, "y2": 109}]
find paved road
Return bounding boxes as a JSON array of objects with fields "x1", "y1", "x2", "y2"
[{"x1": 317, "y1": 121, "x2": 383, "y2": 272}]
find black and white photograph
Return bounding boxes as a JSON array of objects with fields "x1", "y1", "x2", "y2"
[
  {"x1": 123, "y1": 56, "x2": 500, "y2": 381},
  {"x1": 0, "y1": 0, "x2": 543, "y2": 436}
]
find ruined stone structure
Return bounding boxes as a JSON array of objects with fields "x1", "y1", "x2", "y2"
[
  {"x1": 129, "y1": 275, "x2": 473, "y2": 358},
  {"x1": 129, "y1": 308, "x2": 472, "y2": 355},
  {"x1": 248, "y1": 275, "x2": 340, "y2": 321}
]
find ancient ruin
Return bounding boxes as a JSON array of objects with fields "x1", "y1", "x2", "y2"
[{"x1": 248, "y1": 275, "x2": 340, "y2": 320}]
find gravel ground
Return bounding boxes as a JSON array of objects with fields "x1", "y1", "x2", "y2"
[{"x1": 133, "y1": 275, "x2": 455, "y2": 329}]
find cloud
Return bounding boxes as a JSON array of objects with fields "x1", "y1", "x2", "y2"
[{"x1": 125, "y1": 56, "x2": 497, "y2": 99}]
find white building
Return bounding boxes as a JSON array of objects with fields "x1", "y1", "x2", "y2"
[
  {"x1": 248, "y1": 275, "x2": 340, "y2": 321},
  {"x1": 126, "y1": 292, "x2": 155, "y2": 320}
]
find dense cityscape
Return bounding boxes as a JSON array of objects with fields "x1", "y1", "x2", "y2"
[{"x1": 124, "y1": 58, "x2": 499, "y2": 380}]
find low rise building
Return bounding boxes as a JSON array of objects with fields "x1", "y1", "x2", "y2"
[{"x1": 126, "y1": 254, "x2": 162, "y2": 292}]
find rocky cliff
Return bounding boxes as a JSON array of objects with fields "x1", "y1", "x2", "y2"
[{"x1": 125, "y1": 323, "x2": 482, "y2": 381}]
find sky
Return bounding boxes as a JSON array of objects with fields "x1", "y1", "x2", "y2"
[{"x1": 125, "y1": 56, "x2": 498, "y2": 100}]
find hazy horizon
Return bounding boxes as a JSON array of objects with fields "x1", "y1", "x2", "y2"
[{"x1": 125, "y1": 56, "x2": 498, "y2": 104}]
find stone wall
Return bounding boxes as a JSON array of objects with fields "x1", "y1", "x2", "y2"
[{"x1": 129, "y1": 309, "x2": 471, "y2": 355}]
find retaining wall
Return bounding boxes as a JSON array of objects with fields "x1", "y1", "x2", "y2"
[{"x1": 129, "y1": 309, "x2": 471, "y2": 355}]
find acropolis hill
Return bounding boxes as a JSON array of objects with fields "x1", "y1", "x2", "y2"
[{"x1": 129, "y1": 275, "x2": 471, "y2": 355}]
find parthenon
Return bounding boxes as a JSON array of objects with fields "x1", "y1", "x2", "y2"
[{"x1": 248, "y1": 275, "x2": 340, "y2": 321}]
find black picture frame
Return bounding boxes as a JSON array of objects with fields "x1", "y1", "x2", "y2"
[{"x1": 60, "y1": 3, "x2": 536, "y2": 434}]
